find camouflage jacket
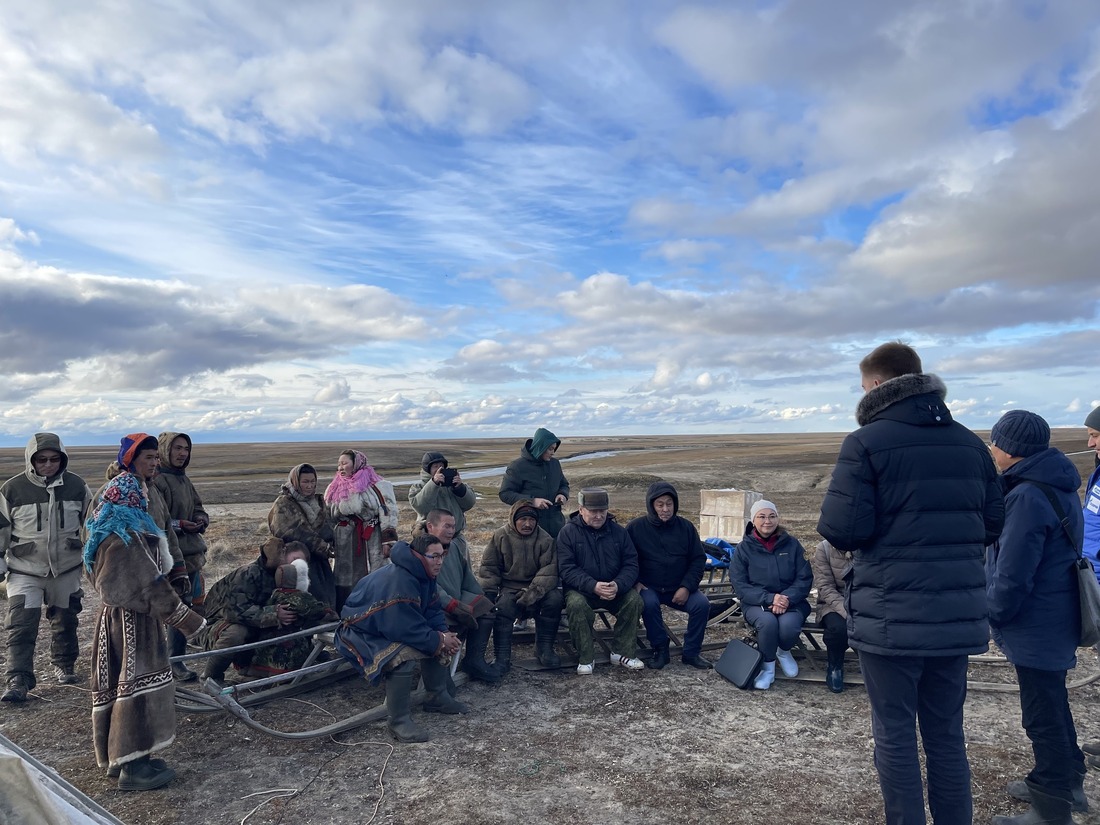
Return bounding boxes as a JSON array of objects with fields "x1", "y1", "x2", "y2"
[{"x1": 203, "y1": 555, "x2": 279, "y2": 629}]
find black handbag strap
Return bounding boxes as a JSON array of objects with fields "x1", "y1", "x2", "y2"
[{"x1": 1023, "y1": 480, "x2": 1081, "y2": 558}]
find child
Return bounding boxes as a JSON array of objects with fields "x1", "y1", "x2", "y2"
[{"x1": 248, "y1": 559, "x2": 337, "y2": 675}]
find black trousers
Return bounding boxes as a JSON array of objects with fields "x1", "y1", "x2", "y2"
[{"x1": 1016, "y1": 664, "x2": 1084, "y2": 796}]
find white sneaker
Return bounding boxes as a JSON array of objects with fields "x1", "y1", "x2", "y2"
[
  {"x1": 576, "y1": 662, "x2": 594, "y2": 675},
  {"x1": 775, "y1": 648, "x2": 799, "y2": 678},
  {"x1": 754, "y1": 660, "x2": 776, "y2": 690},
  {"x1": 610, "y1": 653, "x2": 644, "y2": 671}
]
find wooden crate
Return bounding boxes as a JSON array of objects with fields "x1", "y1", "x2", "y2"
[{"x1": 699, "y1": 488, "x2": 762, "y2": 541}]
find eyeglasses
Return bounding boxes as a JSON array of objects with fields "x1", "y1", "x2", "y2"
[
  {"x1": 421, "y1": 551, "x2": 449, "y2": 561},
  {"x1": 754, "y1": 514, "x2": 778, "y2": 521}
]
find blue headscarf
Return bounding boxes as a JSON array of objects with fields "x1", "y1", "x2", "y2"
[{"x1": 82, "y1": 471, "x2": 164, "y2": 573}]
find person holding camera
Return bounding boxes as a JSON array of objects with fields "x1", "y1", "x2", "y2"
[{"x1": 409, "y1": 451, "x2": 477, "y2": 556}]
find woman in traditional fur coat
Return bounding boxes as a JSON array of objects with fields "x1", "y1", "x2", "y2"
[
  {"x1": 324, "y1": 450, "x2": 398, "y2": 611},
  {"x1": 268, "y1": 463, "x2": 337, "y2": 608},
  {"x1": 84, "y1": 440, "x2": 205, "y2": 792}
]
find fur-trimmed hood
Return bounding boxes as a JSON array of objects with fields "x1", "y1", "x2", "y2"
[{"x1": 856, "y1": 373, "x2": 949, "y2": 427}]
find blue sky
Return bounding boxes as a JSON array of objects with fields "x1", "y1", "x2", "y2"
[{"x1": 1, "y1": 1, "x2": 1099, "y2": 446}]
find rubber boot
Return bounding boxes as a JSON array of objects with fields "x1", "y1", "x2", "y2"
[
  {"x1": 993, "y1": 781, "x2": 1073, "y2": 824},
  {"x1": 1008, "y1": 766, "x2": 1089, "y2": 813},
  {"x1": 5, "y1": 599, "x2": 41, "y2": 692},
  {"x1": 46, "y1": 597, "x2": 81, "y2": 675},
  {"x1": 646, "y1": 643, "x2": 670, "y2": 670},
  {"x1": 492, "y1": 616, "x2": 513, "y2": 676},
  {"x1": 534, "y1": 615, "x2": 562, "y2": 668},
  {"x1": 384, "y1": 662, "x2": 428, "y2": 743},
  {"x1": 422, "y1": 659, "x2": 469, "y2": 714},
  {"x1": 461, "y1": 617, "x2": 502, "y2": 683},
  {"x1": 169, "y1": 628, "x2": 198, "y2": 682}
]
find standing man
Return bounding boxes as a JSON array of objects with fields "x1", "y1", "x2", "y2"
[
  {"x1": 409, "y1": 450, "x2": 477, "y2": 557},
  {"x1": 558, "y1": 488, "x2": 644, "y2": 674},
  {"x1": 0, "y1": 433, "x2": 93, "y2": 702},
  {"x1": 986, "y1": 410, "x2": 1085, "y2": 824},
  {"x1": 499, "y1": 427, "x2": 569, "y2": 538},
  {"x1": 153, "y1": 431, "x2": 210, "y2": 679},
  {"x1": 423, "y1": 510, "x2": 500, "y2": 683},
  {"x1": 817, "y1": 341, "x2": 1004, "y2": 824},
  {"x1": 626, "y1": 481, "x2": 712, "y2": 670}
]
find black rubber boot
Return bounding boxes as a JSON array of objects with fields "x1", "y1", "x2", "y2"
[
  {"x1": 5, "y1": 599, "x2": 41, "y2": 693},
  {"x1": 461, "y1": 617, "x2": 502, "y2": 683},
  {"x1": 1008, "y1": 767, "x2": 1088, "y2": 813},
  {"x1": 118, "y1": 756, "x2": 176, "y2": 791},
  {"x1": 46, "y1": 598, "x2": 81, "y2": 674},
  {"x1": 493, "y1": 616, "x2": 513, "y2": 676},
  {"x1": 534, "y1": 615, "x2": 562, "y2": 668},
  {"x1": 169, "y1": 628, "x2": 198, "y2": 682},
  {"x1": 993, "y1": 781, "x2": 1073, "y2": 824},
  {"x1": 385, "y1": 662, "x2": 428, "y2": 743},
  {"x1": 422, "y1": 659, "x2": 469, "y2": 714},
  {"x1": 647, "y1": 643, "x2": 670, "y2": 670}
]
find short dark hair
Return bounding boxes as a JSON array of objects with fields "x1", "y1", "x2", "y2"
[
  {"x1": 426, "y1": 509, "x2": 454, "y2": 526},
  {"x1": 284, "y1": 541, "x2": 309, "y2": 561},
  {"x1": 411, "y1": 534, "x2": 442, "y2": 555},
  {"x1": 298, "y1": 463, "x2": 316, "y2": 477},
  {"x1": 859, "y1": 341, "x2": 922, "y2": 381}
]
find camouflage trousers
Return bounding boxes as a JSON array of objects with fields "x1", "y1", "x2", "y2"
[{"x1": 564, "y1": 588, "x2": 643, "y2": 664}]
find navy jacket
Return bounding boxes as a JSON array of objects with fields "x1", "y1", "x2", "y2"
[
  {"x1": 626, "y1": 481, "x2": 705, "y2": 594},
  {"x1": 731, "y1": 526, "x2": 812, "y2": 609},
  {"x1": 986, "y1": 448, "x2": 1082, "y2": 671},
  {"x1": 817, "y1": 373, "x2": 1005, "y2": 656},
  {"x1": 557, "y1": 512, "x2": 638, "y2": 595},
  {"x1": 334, "y1": 542, "x2": 446, "y2": 684}
]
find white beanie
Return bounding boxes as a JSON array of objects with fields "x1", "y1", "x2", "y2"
[{"x1": 750, "y1": 500, "x2": 778, "y2": 520}]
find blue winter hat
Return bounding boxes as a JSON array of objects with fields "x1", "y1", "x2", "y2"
[{"x1": 991, "y1": 410, "x2": 1050, "y2": 458}]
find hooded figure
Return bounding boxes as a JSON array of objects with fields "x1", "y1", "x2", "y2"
[
  {"x1": 408, "y1": 451, "x2": 477, "y2": 540},
  {"x1": 268, "y1": 463, "x2": 337, "y2": 608},
  {"x1": 478, "y1": 499, "x2": 564, "y2": 672},
  {"x1": 626, "y1": 481, "x2": 711, "y2": 670},
  {"x1": 85, "y1": 468, "x2": 204, "y2": 790},
  {"x1": 1, "y1": 433, "x2": 93, "y2": 701},
  {"x1": 498, "y1": 428, "x2": 569, "y2": 537}
]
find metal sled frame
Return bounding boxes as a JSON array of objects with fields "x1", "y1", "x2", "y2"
[{"x1": 172, "y1": 622, "x2": 468, "y2": 740}]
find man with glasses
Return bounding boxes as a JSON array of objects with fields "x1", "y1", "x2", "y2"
[
  {"x1": 0, "y1": 433, "x2": 93, "y2": 702},
  {"x1": 336, "y1": 534, "x2": 466, "y2": 743},
  {"x1": 423, "y1": 509, "x2": 499, "y2": 683},
  {"x1": 817, "y1": 342, "x2": 1004, "y2": 825}
]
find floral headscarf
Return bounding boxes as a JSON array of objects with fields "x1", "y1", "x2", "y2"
[
  {"x1": 323, "y1": 450, "x2": 383, "y2": 504},
  {"x1": 82, "y1": 471, "x2": 164, "y2": 572},
  {"x1": 282, "y1": 463, "x2": 315, "y2": 502}
]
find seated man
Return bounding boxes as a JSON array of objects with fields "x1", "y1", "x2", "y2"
[
  {"x1": 478, "y1": 500, "x2": 564, "y2": 673},
  {"x1": 335, "y1": 535, "x2": 466, "y2": 743},
  {"x1": 423, "y1": 510, "x2": 499, "y2": 683},
  {"x1": 248, "y1": 557, "x2": 338, "y2": 675},
  {"x1": 557, "y1": 488, "x2": 644, "y2": 674},
  {"x1": 198, "y1": 538, "x2": 307, "y2": 682},
  {"x1": 626, "y1": 481, "x2": 712, "y2": 670}
]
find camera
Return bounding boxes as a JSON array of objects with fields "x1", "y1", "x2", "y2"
[{"x1": 441, "y1": 467, "x2": 459, "y2": 486}]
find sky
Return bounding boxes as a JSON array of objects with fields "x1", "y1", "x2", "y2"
[{"x1": 1, "y1": 1, "x2": 1099, "y2": 447}]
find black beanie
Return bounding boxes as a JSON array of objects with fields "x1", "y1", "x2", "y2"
[{"x1": 991, "y1": 409, "x2": 1050, "y2": 458}]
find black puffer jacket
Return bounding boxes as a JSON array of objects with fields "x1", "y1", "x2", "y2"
[
  {"x1": 557, "y1": 511, "x2": 638, "y2": 595},
  {"x1": 498, "y1": 431, "x2": 569, "y2": 537},
  {"x1": 626, "y1": 481, "x2": 705, "y2": 594},
  {"x1": 817, "y1": 373, "x2": 1004, "y2": 656}
]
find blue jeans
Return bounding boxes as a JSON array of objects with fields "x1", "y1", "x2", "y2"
[
  {"x1": 743, "y1": 603, "x2": 809, "y2": 661},
  {"x1": 639, "y1": 587, "x2": 711, "y2": 658},
  {"x1": 1016, "y1": 665, "x2": 1084, "y2": 795},
  {"x1": 859, "y1": 651, "x2": 971, "y2": 825}
]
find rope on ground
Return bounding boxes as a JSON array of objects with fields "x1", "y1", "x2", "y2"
[
  {"x1": 239, "y1": 789, "x2": 300, "y2": 825},
  {"x1": 327, "y1": 735, "x2": 395, "y2": 825}
]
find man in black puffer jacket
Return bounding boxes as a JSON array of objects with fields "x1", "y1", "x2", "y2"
[
  {"x1": 817, "y1": 341, "x2": 1004, "y2": 825},
  {"x1": 626, "y1": 481, "x2": 711, "y2": 670}
]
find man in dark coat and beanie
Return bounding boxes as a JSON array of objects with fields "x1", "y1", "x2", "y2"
[
  {"x1": 626, "y1": 481, "x2": 711, "y2": 670},
  {"x1": 335, "y1": 535, "x2": 465, "y2": 743},
  {"x1": 499, "y1": 427, "x2": 569, "y2": 537},
  {"x1": 986, "y1": 410, "x2": 1085, "y2": 825},
  {"x1": 817, "y1": 341, "x2": 1004, "y2": 825}
]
